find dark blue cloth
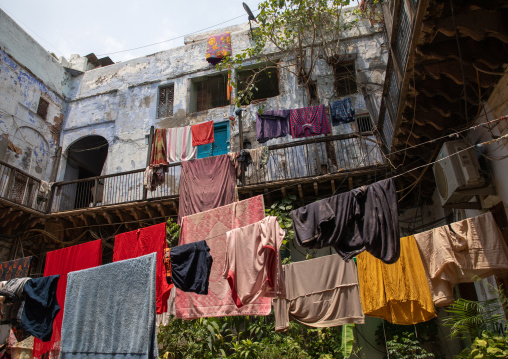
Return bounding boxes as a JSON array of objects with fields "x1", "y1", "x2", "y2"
[
  {"x1": 170, "y1": 240, "x2": 213, "y2": 295},
  {"x1": 20, "y1": 275, "x2": 60, "y2": 342},
  {"x1": 330, "y1": 97, "x2": 355, "y2": 125}
]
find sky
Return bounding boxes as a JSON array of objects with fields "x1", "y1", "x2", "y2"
[{"x1": 0, "y1": 0, "x2": 263, "y2": 63}]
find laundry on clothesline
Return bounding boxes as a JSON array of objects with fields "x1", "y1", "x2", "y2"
[
  {"x1": 273, "y1": 254, "x2": 364, "y2": 332},
  {"x1": 114, "y1": 223, "x2": 171, "y2": 316},
  {"x1": 60, "y1": 253, "x2": 158, "y2": 359},
  {"x1": 223, "y1": 216, "x2": 285, "y2": 308},
  {"x1": 256, "y1": 110, "x2": 291, "y2": 143},
  {"x1": 178, "y1": 154, "x2": 235, "y2": 225},
  {"x1": 32, "y1": 239, "x2": 102, "y2": 359},
  {"x1": 175, "y1": 195, "x2": 272, "y2": 319},
  {"x1": 330, "y1": 97, "x2": 355, "y2": 125},
  {"x1": 190, "y1": 120, "x2": 215, "y2": 146},
  {"x1": 0, "y1": 257, "x2": 32, "y2": 282},
  {"x1": 357, "y1": 235, "x2": 436, "y2": 325},
  {"x1": 291, "y1": 178, "x2": 400, "y2": 264},
  {"x1": 290, "y1": 104, "x2": 331, "y2": 139},
  {"x1": 167, "y1": 126, "x2": 197, "y2": 162},
  {"x1": 414, "y1": 212, "x2": 508, "y2": 307}
]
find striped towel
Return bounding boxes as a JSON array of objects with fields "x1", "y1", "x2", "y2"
[{"x1": 167, "y1": 126, "x2": 197, "y2": 163}]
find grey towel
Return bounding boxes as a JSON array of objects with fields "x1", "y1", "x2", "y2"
[{"x1": 60, "y1": 253, "x2": 158, "y2": 359}]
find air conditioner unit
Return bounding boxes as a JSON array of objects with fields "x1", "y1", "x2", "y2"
[{"x1": 433, "y1": 139, "x2": 485, "y2": 206}]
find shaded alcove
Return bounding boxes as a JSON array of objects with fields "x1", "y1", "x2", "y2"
[{"x1": 63, "y1": 136, "x2": 108, "y2": 209}]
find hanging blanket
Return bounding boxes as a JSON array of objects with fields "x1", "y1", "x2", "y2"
[
  {"x1": 330, "y1": 97, "x2": 355, "y2": 125},
  {"x1": 114, "y1": 223, "x2": 170, "y2": 315},
  {"x1": 175, "y1": 195, "x2": 271, "y2": 319},
  {"x1": 190, "y1": 121, "x2": 214, "y2": 146},
  {"x1": 256, "y1": 110, "x2": 291, "y2": 143},
  {"x1": 167, "y1": 126, "x2": 197, "y2": 162},
  {"x1": 150, "y1": 129, "x2": 168, "y2": 166},
  {"x1": 178, "y1": 154, "x2": 235, "y2": 225},
  {"x1": 206, "y1": 32, "x2": 232, "y2": 65},
  {"x1": 0, "y1": 257, "x2": 32, "y2": 282},
  {"x1": 290, "y1": 105, "x2": 331, "y2": 138},
  {"x1": 32, "y1": 239, "x2": 102, "y2": 359},
  {"x1": 60, "y1": 254, "x2": 158, "y2": 359}
]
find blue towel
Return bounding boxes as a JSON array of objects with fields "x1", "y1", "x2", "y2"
[
  {"x1": 20, "y1": 275, "x2": 60, "y2": 342},
  {"x1": 60, "y1": 253, "x2": 158, "y2": 359},
  {"x1": 330, "y1": 97, "x2": 355, "y2": 125}
]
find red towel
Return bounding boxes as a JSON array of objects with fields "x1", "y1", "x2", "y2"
[
  {"x1": 191, "y1": 121, "x2": 214, "y2": 146},
  {"x1": 32, "y1": 239, "x2": 102, "y2": 359},
  {"x1": 113, "y1": 223, "x2": 170, "y2": 314}
]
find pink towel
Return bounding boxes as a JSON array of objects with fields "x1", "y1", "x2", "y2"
[
  {"x1": 175, "y1": 195, "x2": 272, "y2": 319},
  {"x1": 167, "y1": 126, "x2": 196, "y2": 162}
]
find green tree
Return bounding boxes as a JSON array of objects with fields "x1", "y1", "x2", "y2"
[{"x1": 220, "y1": 0, "x2": 363, "y2": 106}]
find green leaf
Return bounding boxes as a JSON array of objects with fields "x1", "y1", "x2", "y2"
[{"x1": 341, "y1": 324, "x2": 355, "y2": 358}]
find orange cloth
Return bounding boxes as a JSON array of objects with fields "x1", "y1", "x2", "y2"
[
  {"x1": 357, "y1": 235, "x2": 436, "y2": 325},
  {"x1": 191, "y1": 121, "x2": 214, "y2": 146}
]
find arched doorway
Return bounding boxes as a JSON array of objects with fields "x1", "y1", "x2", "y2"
[{"x1": 63, "y1": 136, "x2": 108, "y2": 209}]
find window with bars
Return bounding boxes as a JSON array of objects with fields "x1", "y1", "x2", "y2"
[
  {"x1": 157, "y1": 84, "x2": 174, "y2": 118},
  {"x1": 333, "y1": 62, "x2": 358, "y2": 97},
  {"x1": 356, "y1": 115, "x2": 373, "y2": 133},
  {"x1": 190, "y1": 74, "x2": 229, "y2": 113},
  {"x1": 36, "y1": 97, "x2": 49, "y2": 120}
]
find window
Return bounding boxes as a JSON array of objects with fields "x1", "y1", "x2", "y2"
[
  {"x1": 356, "y1": 115, "x2": 373, "y2": 132},
  {"x1": 333, "y1": 62, "x2": 358, "y2": 97},
  {"x1": 157, "y1": 84, "x2": 174, "y2": 118},
  {"x1": 190, "y1": 74, "x2": 229, "y2": 113},
  {"x1": 237, "y1": 66, "x2": 279, "y2": 104},
  {"x1": 37, "y1": 97, "x2": 49, "y2": 119}
]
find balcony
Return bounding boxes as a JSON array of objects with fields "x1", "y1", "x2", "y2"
[
  {"x1": 0, "y1": 125, "x2": 386, "y2": 240},
  {"x1": 376, "y1": 0, "x2": 508, "y2": 202}
]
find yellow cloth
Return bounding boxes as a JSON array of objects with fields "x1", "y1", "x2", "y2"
[{"x1": 357, "y1": 235, "x2": 436, "y2": 325}]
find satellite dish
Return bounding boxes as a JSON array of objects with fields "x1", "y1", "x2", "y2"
[{"x1": 243, "y1": 2, "x2": 257, "y2": 22}]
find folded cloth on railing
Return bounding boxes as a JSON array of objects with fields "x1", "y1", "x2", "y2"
[
  {"x1": 178, "y1": 154, "x2": 235, "y2": 225},
  {"x1": 114, "y1": 223, "x2": 170, "y2": 315},
  {"x1": 32, "y1": 240, "x2": 102, "y2": 359},
  {"x1": 273, "y1": 254, "x2": 364, "y2": 332},
  {"x1": 223, "y1": 216, "x2": 285, "y2": 308},
  {"x1": 256, "y1": 110, "x2": 291, "y2": 143},
  {"x1": 0, "y1": 257, "x2": 32, "y2": 282},
  {"x1": 290, "y1": 105, "x2": 331, "y2": 138},
  {"x1": 175, "y1": 195, "x2": 272, "y2": 319},
  {"x1": 206, "y1": 32, "x2": 232, "y2": 65},
  {"x1": 191, "y1": 121, "x2": 214, "y2": 147},
  {"x1": 150, "y1": 129, "x2": 169, "y2": 166},
  {"x1": 20, "y1": 276, "x2": 60, "y2": 342},
  {"x1": 330, "y1": 97, "x2": 355, "y2": 125},
  {"x1": 291, "y1": 178, "x2": 400, "y2": 264},
  {"x1": 60, "y1": 254, "x2": 158, "y2": 359},
  {"x1": 169, "y1": 241, "x2": 213, "y2": 295},
  {"x1": 167, "y1": 126, "x2": 197, "y2": 162},
  {"x1": 39, "y1": 181, "x2": 51, "y2": 196},
  {"x1": 0, "y1": 278, "x2": 30, "y2": 323}
]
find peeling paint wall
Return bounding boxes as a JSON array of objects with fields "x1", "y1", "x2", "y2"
[
  {"x1": 0, "y1": 49, "x2": 64, "y2": 180},
  {"x1": 59, "y1": 13, "x2": 387, "y2": 181}
]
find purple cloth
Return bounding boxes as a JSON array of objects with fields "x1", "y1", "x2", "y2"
[
  {"x1": 206, "y1": 32, "x2": 232, "y2": 65},
  {"x1": 290, "y1": 105, "x2": 331, "y2": 138},
  {"x1": 256, "y1": 110, "x2": 291, "y2": 143},
  {"x1": 178, "y1": 154, "x2": 235, "y2": 225}
]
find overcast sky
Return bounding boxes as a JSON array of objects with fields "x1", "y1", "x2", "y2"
[{"x1": 0, "y1": 0, "x2": 263, "y2": 63}]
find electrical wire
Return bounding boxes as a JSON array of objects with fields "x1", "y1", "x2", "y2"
[{"x1": 96, "y1": 11, "x2": 258, "y2": 57}]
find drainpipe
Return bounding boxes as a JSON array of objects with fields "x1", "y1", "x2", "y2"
[
  {"x1": 143, "y1": 126, "x2": 154, "y2": 200},
  {"x1": 235, "y1": 109, "x2": 244, "y2": 151}
]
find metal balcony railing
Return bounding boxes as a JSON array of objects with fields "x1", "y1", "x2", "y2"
[{"x1": 0, "y1": 160, "x2": 47, "y2": 213}]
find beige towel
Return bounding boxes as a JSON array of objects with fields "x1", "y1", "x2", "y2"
[{"x1": 414, "y1": 212, "x2": 508, "y2": 306}]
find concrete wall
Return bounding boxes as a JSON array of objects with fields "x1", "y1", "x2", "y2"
[
  {"x1": 57, "y1": 11, "x2": 387, "y2": 182},
  {"x1": 0, "y1": 49, "x2": 65, "y2": 181}
]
